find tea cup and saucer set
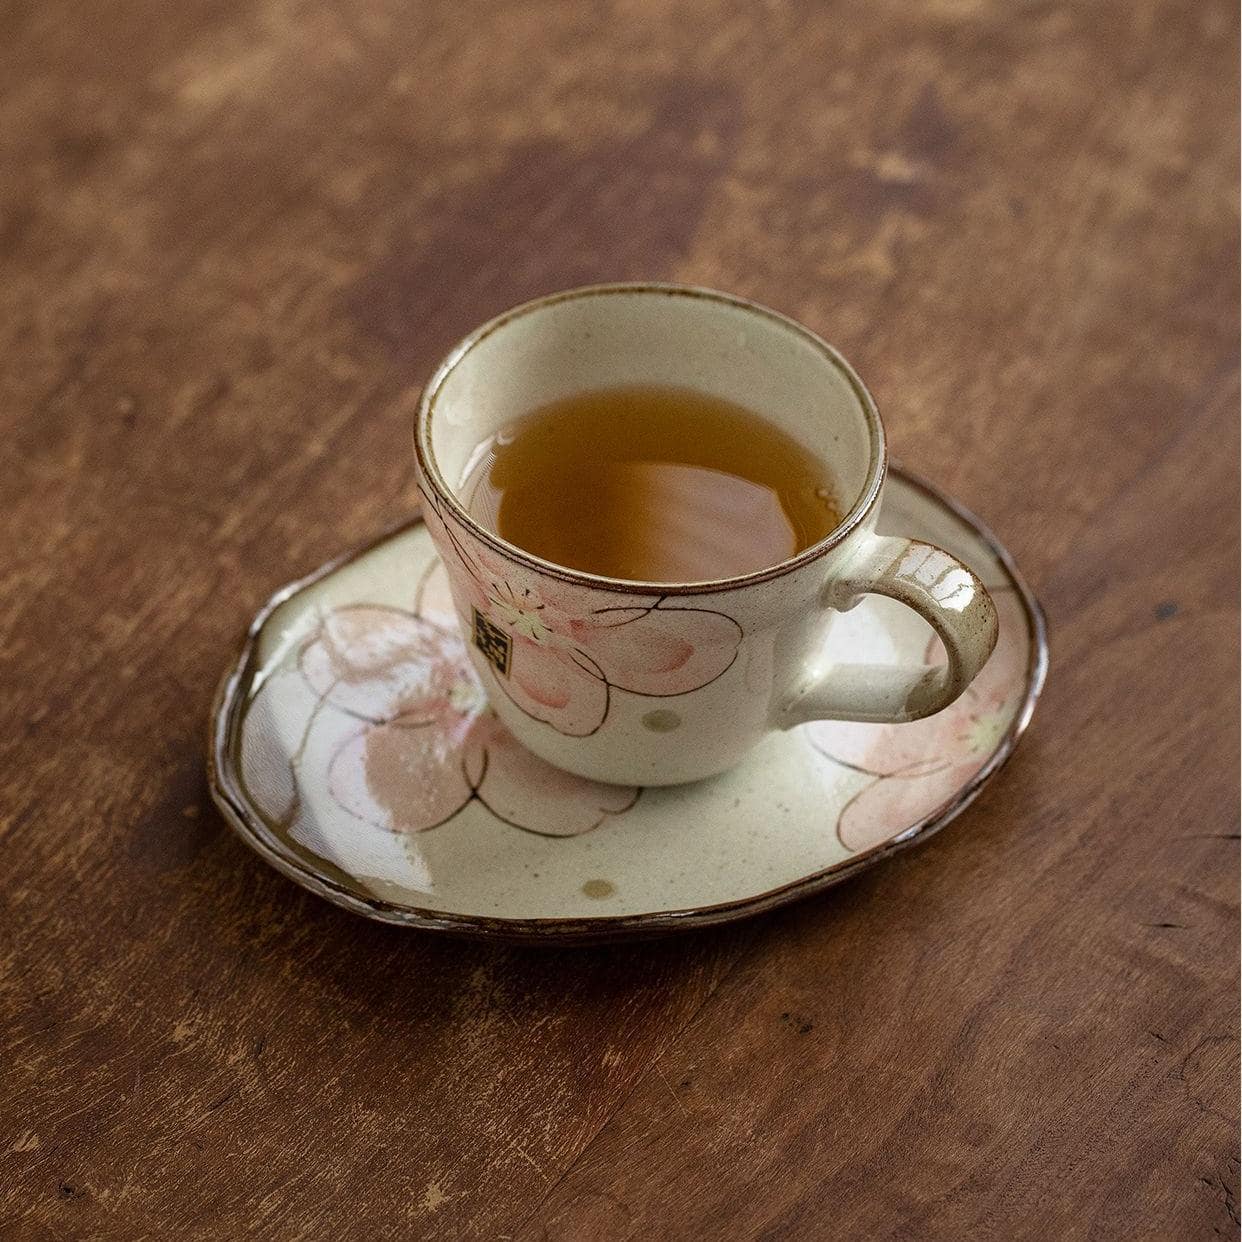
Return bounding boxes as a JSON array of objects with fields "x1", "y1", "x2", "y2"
[{"x1": 209, "y1": 284, "x2": 1047, "y2": 944}]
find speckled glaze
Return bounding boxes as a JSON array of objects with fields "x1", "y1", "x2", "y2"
[
  {"x1": 414, "y1": 284, "x2": 999, "y2": 786},
  {"x1": 208, "y1": 469, "x2": 1046, "y2": 944}
]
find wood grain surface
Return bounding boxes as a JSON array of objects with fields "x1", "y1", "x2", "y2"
[{"x1": 1, "y1": 1, "x2": 1238, "y2": 1238}]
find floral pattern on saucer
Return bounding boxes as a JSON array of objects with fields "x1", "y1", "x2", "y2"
[
  {"x1": 806, "y1": 586, "x2": 1027, "y2": 852},
  {"x1": 214, "y1": 469, "x2": 1046, "y2": 937},
  {"x1": 419, "y1": 489, "x2": 744, "y2": 737},
  {"x1": 240, "y1": 565, "x2": 640, "y2": 840}
]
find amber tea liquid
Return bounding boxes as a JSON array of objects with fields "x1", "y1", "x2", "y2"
[{"x1": 460, "y1": 385, "x2": 842, "y2": 583}]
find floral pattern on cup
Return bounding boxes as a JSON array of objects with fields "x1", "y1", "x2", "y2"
[
  {"x1": 419, "y1": 489, "x2": 744, "y2": 737},
  {"x1": 806, "y1": 586, "x2": 1026, "y2": 852},
  {"x1": 241, "y1": 581, "x2": 640, "y2": 840}
]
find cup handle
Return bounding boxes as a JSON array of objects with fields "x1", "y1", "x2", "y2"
[{"x1": 780, "y1": 533, "x2": 999, "y2": 726}]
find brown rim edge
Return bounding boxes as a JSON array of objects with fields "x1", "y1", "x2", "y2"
[
  {"x1": 412, "y1": 282, "x2": 888, "y2": 596},
  {"x1": 206, "y1": 467, "x2": 1048, "y2": 947}
]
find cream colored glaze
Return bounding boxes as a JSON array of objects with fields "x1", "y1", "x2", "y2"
[
  {"x1": 212, "y1": 470, "x2": 1045, "y2": 933},
  {"x1": 415, "y1": 284, "x2": 998, "y2": 785}
]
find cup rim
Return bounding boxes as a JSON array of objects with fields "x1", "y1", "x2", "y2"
[{"x1": 413, "y1": 282, "x2": 887, "y2": 596}]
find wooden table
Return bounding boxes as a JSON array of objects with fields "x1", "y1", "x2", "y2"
[{"x1": 3, "y1": 2, "x2": 1238, "y2": 1237}]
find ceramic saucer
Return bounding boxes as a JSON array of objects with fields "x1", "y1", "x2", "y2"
[{"x1": 209, "y1": 468, "x2": 1046, "y2": 943}]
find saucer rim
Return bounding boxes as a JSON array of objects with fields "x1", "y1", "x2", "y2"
[{"x1": 207, "y1": 466, "x2": 1048, "y2": 945}]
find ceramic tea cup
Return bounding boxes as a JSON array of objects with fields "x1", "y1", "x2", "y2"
[{"x1": 414, "y1": 283, "x2": 998, "y2": 786}]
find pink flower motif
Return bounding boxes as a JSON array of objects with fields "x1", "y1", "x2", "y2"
[
  {"x1": 807, "y1": 587, "x2": 1026, "y2": 853},
  {"x1": 420, "y1": 492, "x2": 744, "y2": 737},
  {"x1": 246, "y1": 601, "x2": 639, "y2": 839}
]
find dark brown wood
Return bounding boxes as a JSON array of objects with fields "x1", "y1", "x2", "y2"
[{"x1": 1, "y1": 1, "x2": 1237, "y2": 1238}]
